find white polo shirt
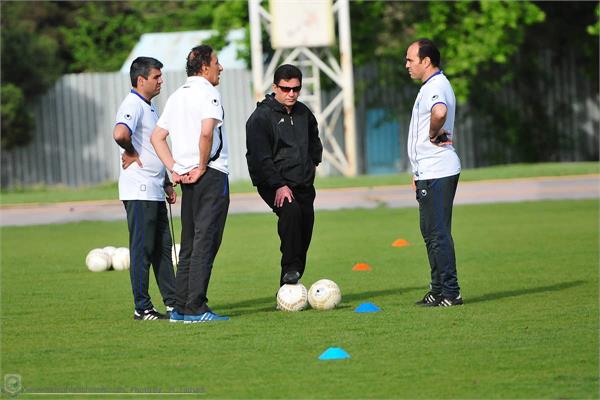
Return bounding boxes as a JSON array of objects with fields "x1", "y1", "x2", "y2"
[
  {"x1": 156, "y1": 76, "x2": 229, "y2": 175},
  {"x1": 115, "y1": 90, "x2": 166, "y2": 201},
  {"x1": 407, "y1": 71, "x2": 461, "y2": 180}
]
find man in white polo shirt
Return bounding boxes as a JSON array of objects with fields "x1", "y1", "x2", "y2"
[
  {"x1": 151, "y1": 45, "x2": 229, "y2": 323},
  {"x1": 405, "y1": 38, "x2": 463, "y2": 307},
  {"x1": 113, "y1": 57, "x2": 177, "y2": 320}
]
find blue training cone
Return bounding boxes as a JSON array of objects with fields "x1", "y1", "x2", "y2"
[
  {"x1": 319, "y1": 347, "x2": 351, "y2": 360},
  {"x1": 354, "y1": 302, "x2": 381, "y2": 313}
]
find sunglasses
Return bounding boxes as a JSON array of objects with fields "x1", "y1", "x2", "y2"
[{"x1": 277, "y1": 85, "x2": 302, "y2": 93}]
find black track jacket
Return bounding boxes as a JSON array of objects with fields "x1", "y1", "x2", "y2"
[{"x1": 245, "y1": 94, "x2": 323, "y2": 189}]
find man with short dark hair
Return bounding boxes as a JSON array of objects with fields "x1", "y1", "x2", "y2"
[
  {"x1": 151, "y1": 45, "x2": 230, "y2": 323},
  {"x1": 113, "y1": 56, "x2": 177, "y2": 320},
  {"x1": 405, "y1": 39, "x2": 463, "y2": 307},
  {"x1": 245, "y1": 64, "x2": 323, "y2": 293}
]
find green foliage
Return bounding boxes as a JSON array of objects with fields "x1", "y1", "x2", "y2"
[
  {"x1": 59, "y1": 2, "x2": 142, "y2": 72},
  {"x1": 413, "y1": 1, "x2": 545, "y2": 101},
  {"x1": 59, "y1": 0, "x2": 248, "y2": 72},
  {"x1": 469, "y1": 1, "x2": 599, "y2": 163},
  {"x1": 588, "y1": 4, "x2": 600, "y2": 36},
  {"x1": 349, "y1": 1, "x2": 544, "y2": 102},
  {"x1": 0, "y1": 1, "x2": 66, "y2": 150},
  {"x1": 0, "y1": 84, "x2": 34, "y2": 150}
]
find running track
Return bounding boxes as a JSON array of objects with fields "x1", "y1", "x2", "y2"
[{"x1": 1, "y1": 175, "x2": 598, "y2": 227}]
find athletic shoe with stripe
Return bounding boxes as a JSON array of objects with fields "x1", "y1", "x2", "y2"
[
  {"x1": 415, "y1": 291, "x2": 442, "y2": 306},
  {"x1": 438, "y1": 294, "x2": 464, "y2": 307},
  {"x1": 184, "y1": 311, "x2": 229, "y2": 324},
  {"x1": 169, "y1": 309, "x2": 185, "y2": 323},
  {"x1": 133, "y1": 308, "x2": 167, "y2": 320}
]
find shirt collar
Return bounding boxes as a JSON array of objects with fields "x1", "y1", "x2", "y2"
[
  {"x1": 130, "y1": 89, "x2": 151, "y2": 105},
  {"x1": 423, "y1": 70, "x2": 443, "y2": 85},
  {"x1": 186, "y1": 76, "x2": 210, "y2": 85}
]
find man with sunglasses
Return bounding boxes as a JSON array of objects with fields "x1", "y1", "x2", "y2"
[{"x1": 245, "y1": 64, "x2": 323, "y2": 293}]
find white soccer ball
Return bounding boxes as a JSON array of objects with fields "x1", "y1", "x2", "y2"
[
  {"x1": 102, "y1": 246, "x2": 116, "y2": 269},
  {"x1": 171, "y1": 243, "x2": 180, "y2": 266},
  {"x1": 102, "y1": 246, "x2": 116, "y2": 257},
  {"x1": 308, "y1": 279, "x2": 342, "y2": 310},
  {"x1": 85, "y1": 248, "x2": 111, "y2": 272},
  {"x1": 111, "y1": 247, "x2": 130, "y2": 271},
  {"x1": 277, "y1": 283, "x2": 308, "y2": 312}
]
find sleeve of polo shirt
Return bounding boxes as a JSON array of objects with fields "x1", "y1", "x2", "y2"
[
  {"x1": 424, "y1": 85, "x2": 447, "y2": 112},
  {"x1": 198, "y1": 90, "x2": 223, "y2": 125},
  {"x1": 115, "y1": 100, "x2": 141, "y2": 135}
]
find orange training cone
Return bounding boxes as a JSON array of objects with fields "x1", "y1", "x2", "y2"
[
  {"x1": 352, "y1": 263, "x2": 372, "y2": 271},
  {"x1": 392, "y1": 238, "x2": 410, "y2": 247}
]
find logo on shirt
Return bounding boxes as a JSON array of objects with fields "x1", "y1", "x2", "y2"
[
  {"x1": 420, "y1": 189, "x2": 428, "y2": 197},
  {"x1": 277, "y1": 118, "x2": 284, "y2": 125},
  {"x1": 124, "y1": 114, "x2": 132, "y2": 120},
  {"x1": 431, "y1": 95, "x2": 439, "y2": 101},
  {"x1": 212, "y1": 98, "x2": 220, "y2": 106}
]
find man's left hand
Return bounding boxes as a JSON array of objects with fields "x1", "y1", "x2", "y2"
[
  {"x1": 182, "y1": 167, "x2": 205, "y2": 184},
  {"x1": 429, "y1": 128, "x2": 452, "y2": 146}
]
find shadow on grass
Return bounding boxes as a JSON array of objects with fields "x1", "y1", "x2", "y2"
[
  {"x1": 214, "y1": 286, "x2": 423, "y2": 316},
  {"x1": 466, "y1": 280, "x2": 586, "y2": 304}
]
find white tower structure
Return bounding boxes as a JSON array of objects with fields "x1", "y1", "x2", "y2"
[{"x1": 249, "y1": 0, "x2": 358, "y2": 176}]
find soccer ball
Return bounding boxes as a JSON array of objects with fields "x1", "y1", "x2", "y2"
[
  {"x1": 308, "y1": 279, "x2": 342, "y2": 310},
  {"x1": 85, "y1": 248, "x2": 111, "y2": 272},
  {"x1": 102, "y1": 246, "x2": 116, "y2": 257},
  {"x1": 276, "y1": 283, "x2": 308, "y2": 312},
  {"x1": 102, "y1": 246, "x2": 116, "y2": 269},
  {"x1": 111, "y1": 247, "x2": 130, "y2": 271},
  {"x1": 171, "y1": 243, "x2": 180, "y2": 266}
]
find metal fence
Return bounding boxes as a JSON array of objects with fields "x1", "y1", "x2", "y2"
[
  {"x1": 354, "y1": 55, "x2": 600, "y2": 174},
  {"x1": 1, "y1": 70, "x2": 256, "y2": 188},
  {"x1": 2, "y1": 58, "x2": 598, "y2": 188}
]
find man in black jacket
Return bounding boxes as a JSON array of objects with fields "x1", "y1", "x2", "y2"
[{"x1": 246, "y1": 64, "x2": 323, "y2": 288}]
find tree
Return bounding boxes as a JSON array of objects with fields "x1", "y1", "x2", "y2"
[
  {"x1": 469, "y1": 1, "x2": 599, "y2": 163},
  {"x1": 0, "y1": 1, "x2": 67, "y2": 150},
  {"x1": 588, "y1": 4, "x2": 600, "y2": 36},
  {"x1": 1, "y1": 84, "x2": 34, "y2": 150},
  {"x1": 349, "y1": 1, "x2": 544, "y2": 102},
  {"x1": 1, "y1": 0, "x2": 249, "y2": 150},
  {"x1": 59, "y1": 0, "x2": 249, "y2": 72}
]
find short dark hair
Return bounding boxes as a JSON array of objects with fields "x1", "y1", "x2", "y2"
[
  {"x1": 416, "y1": 38, "x2": 441, "y2": 68},
  {"x1": 129, "y1": 57, "x2": 163, "y2": 87},
  {"x1": 273, "y1": 64, "x2": 302, "y2": 85},
  {"x1": 186, "y1": 45, "x2": 213, "y2": 77}
]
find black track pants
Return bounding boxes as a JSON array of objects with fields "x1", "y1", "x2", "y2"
[
  {"x1": 257, "y1": 185, "x2": 316, "y2": 286},
  {"x1": 177, "y1": 168, "x2": 229, "y2": 315}
]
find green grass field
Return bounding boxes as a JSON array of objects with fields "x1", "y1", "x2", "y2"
[
  {"x1": 1, "y1": 199, "x2": 598, "y2": 399},
  {"x1": 1, "y1": 162, "x2": 598, "y2": 205}
]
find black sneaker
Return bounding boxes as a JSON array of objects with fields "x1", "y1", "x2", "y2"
[
  {"x1": 415, "y1": 291, "x2": 442, "y2": 306},
  {"x1": 282, "y1": 271, "x2": 301, "y2": 285},
  {"x1": 438, "y1": 294, "x2": 464, "y2": 307},
  {"x1": 134, "y1": 308, "x2": 167, "y2": 320}
]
